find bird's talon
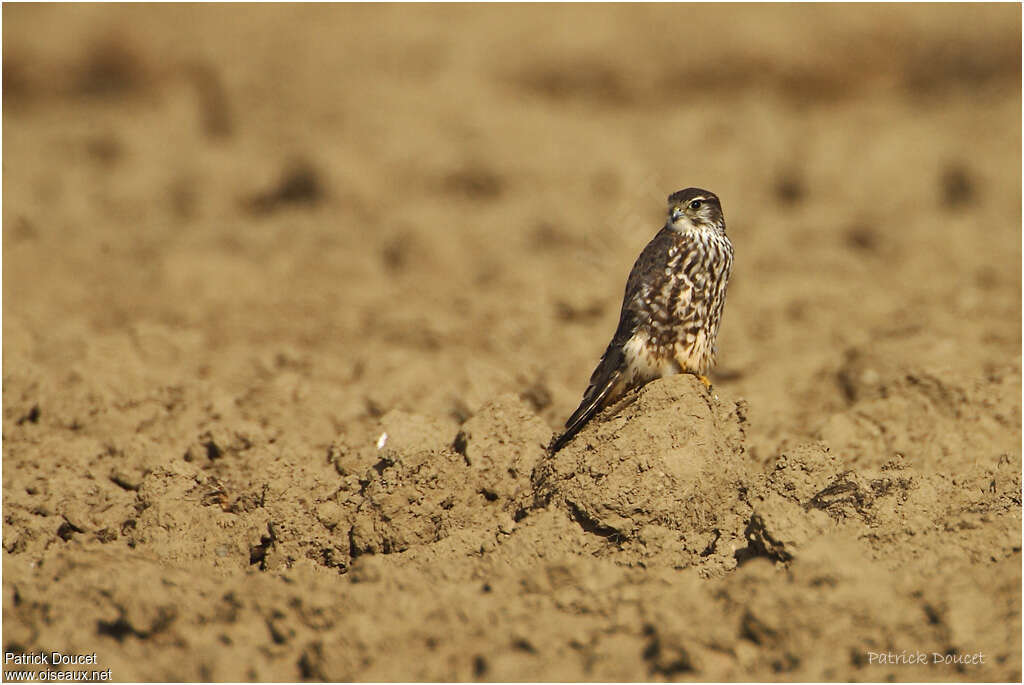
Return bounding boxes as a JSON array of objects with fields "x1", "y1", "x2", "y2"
[{"x1": 698, "y1": 375, "x2": 712, "y2": 389}]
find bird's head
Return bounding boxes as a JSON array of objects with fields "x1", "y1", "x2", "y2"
[{"x1": 667, "y1": 188, "x2": 725, "y2": 235}]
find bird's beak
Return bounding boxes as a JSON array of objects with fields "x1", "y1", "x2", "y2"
[{"x1": 670, "y1": 207, "x2": 683, "y2": 223}]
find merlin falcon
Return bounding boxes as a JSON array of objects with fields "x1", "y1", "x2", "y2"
[{"x1": 549, "y1": 188, "x2": 734, "y2": 453}]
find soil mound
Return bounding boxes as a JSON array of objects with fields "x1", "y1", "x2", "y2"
[{"x1": 534, "y1": 375, "x2": 751, "y2": 573}]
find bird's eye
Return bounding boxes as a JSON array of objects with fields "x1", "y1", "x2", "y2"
[{"x1": 689, "y1": 200, "x2": 703, "y2": 210}]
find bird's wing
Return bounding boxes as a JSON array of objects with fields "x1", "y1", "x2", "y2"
[
  {"x1": 549, "y1": 228, "x2": 676, "y2": 453},
  {"x1": 548, "y1": 310, "x2": 636, "y2": 453}
]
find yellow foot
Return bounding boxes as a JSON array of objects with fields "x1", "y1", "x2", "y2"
[{"x1": 697, "y1": 375, "x2": 712, "y2": 390}]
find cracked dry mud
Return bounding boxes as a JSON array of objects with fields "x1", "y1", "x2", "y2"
[{"x1": 3, "y1": 3, "x2": 1022, "y2": 682}]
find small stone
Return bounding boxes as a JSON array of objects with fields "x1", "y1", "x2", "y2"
[{"x1": 316, "y1": 502, "x2": 343, "y2": 530}]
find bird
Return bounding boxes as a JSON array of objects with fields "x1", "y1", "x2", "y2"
[{"x1": 549, "y1": 187, "x2": 734, "y2": 453}]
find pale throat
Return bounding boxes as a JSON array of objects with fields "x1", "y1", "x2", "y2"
[{"x1": 667, "y1": 216, "x2": 721, "y2": 236}]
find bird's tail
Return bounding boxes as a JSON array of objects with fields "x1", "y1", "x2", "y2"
[{"x1": 548, "y1": 368, "x2": 622, "y2": 454}]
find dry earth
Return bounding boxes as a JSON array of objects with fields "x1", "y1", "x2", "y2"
[{"x1": 3, "y1": 3, "x2": 1022, "y2": 681}]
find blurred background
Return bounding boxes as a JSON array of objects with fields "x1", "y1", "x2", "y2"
[{"x1": 5, "y1": 4, "x2": 1020, "y2": 459}]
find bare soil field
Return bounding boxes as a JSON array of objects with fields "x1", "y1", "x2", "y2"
[{"x1": 3, "y1": 4, "x2": 1021, "y2": 681}]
